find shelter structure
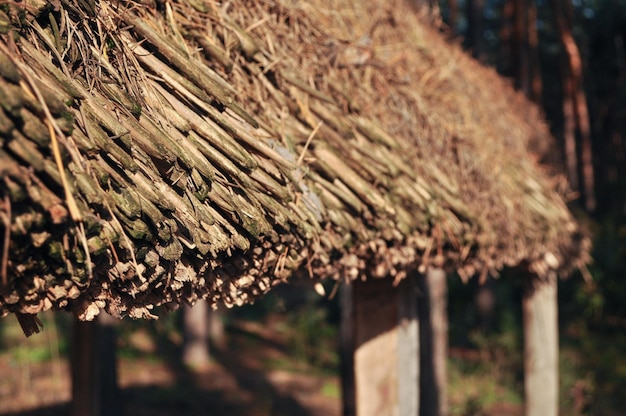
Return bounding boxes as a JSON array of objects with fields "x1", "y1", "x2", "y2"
[{"x1": 0, "y1": 0, "x2": 589, "y2": 415}]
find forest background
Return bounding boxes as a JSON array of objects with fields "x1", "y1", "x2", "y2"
[
  {"x1": 1, "y1": 0, "x2": 626, "y2": 415},
  {"x1": 441, "y1": 0, "x2": 626, "y2": 413}
]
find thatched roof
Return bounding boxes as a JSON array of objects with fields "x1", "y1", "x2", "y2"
[{"x1": 0, "y1": 0, "x2": 589, "y2": 330}]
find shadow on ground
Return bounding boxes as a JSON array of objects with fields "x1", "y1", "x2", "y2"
[{"x1": 0, "y1": 317, "x2": 339, "y2": 416}]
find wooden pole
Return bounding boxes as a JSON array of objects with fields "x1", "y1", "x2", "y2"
[
  {"x1": 97, "y1": 313, "x2": 121, "y2": 416},
  {"x1": 342, "y1": 274, "x2": 420, "y2": 416},
  {"x1": 208, "y1": 306, "x2": 225, "y2": 347},
  {"x1": 523, "y1": 272, "x2": 558, "y2": 416},
  {"x1": 71, "y1": 314, "x2": 121, "y2": 416},
  {"x1": 418, "y1": 268, "x2": 448, "y2": 416},
  {"x1": 183, "y1": 300, "x2": 211, "y2": 368},
  {"x1": 71, "y1": 319, "x2": 98, "y2": 416},
  {"x1": 398, "y1": 274, "x2": 420, "y2": 416},
  {"x1": 352, "y1": 277, "x2": 397, "y2": 415},
  {"x1": 340, "y1": 281, "x2": 356, "y2": 416}
]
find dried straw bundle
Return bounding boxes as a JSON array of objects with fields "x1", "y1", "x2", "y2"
[{"x1": 0, "y1": 0, "x2": 588, "y2": 331}]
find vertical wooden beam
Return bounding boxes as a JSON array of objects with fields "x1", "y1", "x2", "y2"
[
  {"x1": 183, "y1": 300, "x2": 211, "y2": 368},
  {"x1": 427, "y1": 268, "x2": 448, "y2": 416},
  {"x1": 208, "y1": 306, "x2": 225, "y2": 347},
  {"x1": 398, "y1": 274, "x2": 420, "y2": 416},
  {"x1": 340, "y1": 282, "x2": 356, "y2": 416},
  {"x1": 71, "y1": 314, "x2": 121, "y2": 416},
  {"x1": 71, "y1": 319, "x2": 98, "y2": 416},
  {"x1": 523, "y1": 272, "x2": 558, "y2": 416},
  {"x1": 353, "y1": 278, "x2": 399, "y2": 416},
  {"x1": 98, "y1": 313, "x2": 121, "y2": 416},
  {"x1": 342, "y1": 274, "x2": 420, "y2": 416},
  {"x1": 418, "y1": 268, "x2": 448, "y2": 416}
]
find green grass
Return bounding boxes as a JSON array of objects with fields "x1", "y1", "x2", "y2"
[
  {"x1": 446, "y1": 317, "x2": 626, "y2": 416},
  {"x1": 3, "y1": 280, "x2": 626, "y2": 416},
  {"x1": 448, "y1": 354, "x2": 523, "y2": 415},
  {"x1": 559, "y1": 321, "x2": 626, "y2": 415},
  {"x1": 321, "y1": 380, "x2": 341, "y2": 399},
  {"x1": 1, "y1": 311, "x2": 69, "y2": 363}
]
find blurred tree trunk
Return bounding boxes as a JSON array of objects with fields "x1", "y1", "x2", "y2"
[
  {"x1": 551, "y1": 0, "x2": 595, "y2": 211},
  {"x1": 501, "y1": 0, "x2": 542, "y2": 102},
  {"x1": 475, "y1": 276, "x2": 496, "y2": 332},
  {"x1": 523, "y1": 272, "x2": 558, "y2": 416},
  {"x1": 527, "y1": 0, "x2": 542, "y2": 103},
  {"x1": 500, "y1": 0, "x2": 514, "y2": 75},
  {"x1": 512, "y1": 0, "x2": 542, "y2": 100},
  {"x1": 183, "y1": 300, "x2": 211, "y2": 368},
  {"x1": 418, "y1": 267, "x2": 448, "y2": 416},
  {"x1": 467, "y1": 0, "x2": 485, "y2": 59},
  {"x1": 448, "y1": 0, "x2": 458, "y2": 33},
  {"x1": 561, "y1": 54, "x2": 578, "y2": 195},
  {"x1": 511, "y1": 0, "x2": 530, "y2": 93}
]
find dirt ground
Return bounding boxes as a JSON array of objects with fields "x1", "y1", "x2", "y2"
[{"x1": 0, "y1": 318, "x2": 340, "y2": 416}]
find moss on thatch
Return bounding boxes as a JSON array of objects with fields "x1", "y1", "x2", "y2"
[{"x1": 0, "y1": 0, "x2": 589, "y2": 330}]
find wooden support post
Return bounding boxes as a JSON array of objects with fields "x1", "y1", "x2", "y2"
[
  {"x1": 71, "y1": 314, "x2": 121, "y2": 416},
  {"x1": 71, "y1": 319, "x2": 98, "y2": 416},
  {"x1": 98, "y1": 313, "x2": 121, "y2": 416},
  {"x1": 523, "y1": 272, "x2": 558, "y2": 416},
  {"x1": 341, "y1": 274, "x2": 420, "y2": 416},
  {"x1": 398, "y1": 274, "x2": 420, "y2": 415},
  {"x1": 418, "y1": 267, "x2": 448, "y2": 416},
  {"x1": 340, "y1": 281, "x2": 356, "y2": 416},
  {"x1": 183, "y1": 300, "x2": 211, "y2": 368},
  {"x1": 208, "y1": 306, "x2": 225, "y2": 347}
]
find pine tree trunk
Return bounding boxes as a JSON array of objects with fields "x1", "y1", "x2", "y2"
[
  {"x1": 561, "y1": 59, "x2": 579, "y2": 193},
  {"x1": 527, "y1": 0, "x2": 543, "y2": 102},
  {"x1": 503, "y1": 0, "x2": 542, "y2": 102},
  {"x1": 448, "y1": 0, "x2": 458, "y2": 33},
  {"x1": 467, "y1": 0, "x2": 486, "y2": 59},
  {"x1": 500, "y1": 0, "x2": 514, "y2": 76},
  {"x1": 551, "y1": 0, "x2": 595, "y2": 211},
  {"x1": 512, "y1": 0, "x2": 530, "y2": 93}
]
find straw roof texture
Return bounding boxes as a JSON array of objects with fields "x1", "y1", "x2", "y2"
[{"x1": 0, "y1": 0, "x2": 589, "y2": 330}]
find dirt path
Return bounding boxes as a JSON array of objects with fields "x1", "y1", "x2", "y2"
[{"x1": 0, "y1": 319, "x2": 340, "y2": 416}]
